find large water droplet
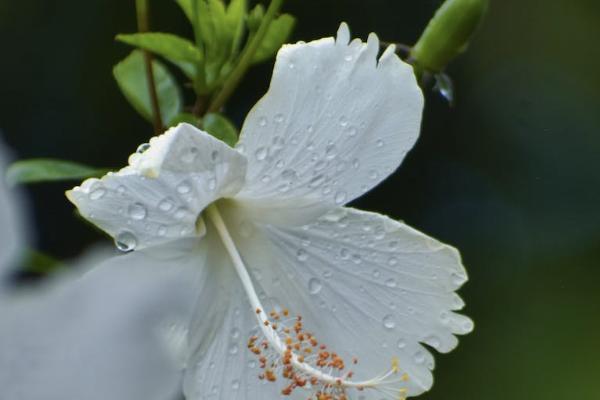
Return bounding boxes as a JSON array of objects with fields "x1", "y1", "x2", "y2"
[
  {"x1": 296, "y1": 249, "x2": 308, "y2": 262},
  {"x1": 308, "y1": 278, "x2": 322, "y2": 294},
  {"x1": 128, "y1": 202, "x2": 147, "y2": 220},
  {"x1": 115, "y1": 231, "x2": 137, "y2": 252},
  {"x1": 255, "y1": 147, "x2": 268, "y2": 161},
  {"x1": 383, "y1": 314, "x2": 396, "y2": 329},
  {"x1": 136, "y1": 143, "x2": 150, "y2": 154}
]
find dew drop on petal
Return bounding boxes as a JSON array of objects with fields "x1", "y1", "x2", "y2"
[
  {"x1": 230, "y1": 328, "x2": 241, "y2": 340},
  {"x1": 157, "y1": 225, "x2": 167, "y2": 236},
  {"x1": 258, "y1": 116, "x2": 268, "y2": 127},
  {"x1": 339, "y1": 116, "x2": 348, "y2": 127},
  {"x1": 308, "y1": 277, "x2": 322, "y2": 295},
  {"x1": 388, "y1": 257, "x2": 398, "y2": 266},
  {"x1": 207, "y1": 178, "x2": 216, "y2": 191},
  {"x1": 376, "y1": 139, "x2": 384, "y2": 148},
  {"x1": 296, "y1": 249, "x2": 308, "y2": 262},
  {"x1": 346, "y1": 126, "x2": 357, "y2": 137},
  {"x1": 414, "y1": 351, "x2": 425, "y2": 364},
  {"x1": 385, "y1": 278, "x2": 397, "y2": 288},
  {"x1": 128, "y1": 202, "x2": 147, "y2": 220},
  {"x1": 177, "y1": 181, "x2": 191, "y2": 194},
  {"x1": 117, "y1": 185, "x2": 126, "y2": 196},
  {"x1": 383, "y1": 314, "x2": 396, "y2": 330},
  {"x1": 334, "y1": 190, "x2": 347, "y2": 205},
  {"x1": 115, "y1": 231, "x2": 137, "y2": 252},
  {"x1": 372, "y1": 269, "x2": 380, "y2": 278},
  {"x1": 255, "y1": 147, "x2": 268, "y2": 161},
  {"x1": 159, "y1": 198, "x2": 175, "y2": 212},
  {"x1": 274, "y1": 113, "x2": 284, "y2": 123},
  {"x1": 228, "y1": 344, "x2": 239, "y2": 355},
  {"x1": 397, "y1": 338, "x2": 406, "y2": 349},
  {"x1": 136, "y1": 143, "x2": 150, "y2": 154},
  {"x1": 231, "y1": 380, "x2": 240, "y2": 390}
]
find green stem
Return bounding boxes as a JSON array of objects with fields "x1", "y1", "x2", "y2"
[
  {"x1": 206, "y1": 0, "x2": 284, "y2": 114},
  {"x1": 136, "y1": 0, "x2": 163, "y2": 134}
]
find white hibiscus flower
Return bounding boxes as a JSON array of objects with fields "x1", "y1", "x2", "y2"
[{"x1": 67, "y1": 23, "x2": 473, "y2": 400}]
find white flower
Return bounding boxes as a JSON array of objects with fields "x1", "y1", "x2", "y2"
[
  {"x1": 0, "y1": 139, "x2": 201, "y2": 400},
  {"x1": 67, "y1": 24, "x2": 473, "y2": 400}
]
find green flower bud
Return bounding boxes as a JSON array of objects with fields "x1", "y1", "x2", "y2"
[{"x1": 411, "y1": 0, "x2": 489, "y2": 73}]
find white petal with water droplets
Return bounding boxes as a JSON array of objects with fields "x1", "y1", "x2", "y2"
[
  {"x1": 235, "y1": 23, "x2": 423, "y2": 217},
  {"x1": 0, "y1": 240, "x2": 206, "y2": 400},
  {"x1": 224, "y1": 205, "x2": 471, "y2": 397},
  {"x1": 183, "y1": 225, "x2": 283, "y2": 400},
  {"x1": 67, "y1": 123, "x2": 247, "y2": 250}
]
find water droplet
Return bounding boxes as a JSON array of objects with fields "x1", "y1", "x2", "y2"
[
  {"x1": 274, "y1": 114, "x2": 284, "y2": 123},
  {"x1": 351, "y1": 254, "x2": 362, "y2": 264},
  {"x1": 352, "y1": 158, "x2": 360, "y2": 169},
  {"x1": 397, "y1": 338, "x2": 406, "y2": 349},
  {"x1": 126, "y1": 203, "x2": 146, "y2": 220},
  {"x1": 308, "y1": 278, "x2": 322, "y2": 294},
  {"x1": 323, "y1": 269, "x2": 333, "y2": 279},
  {"x1": 177, "y1": 181, "x2": 191, "y2": 194},
  {"x1": 231, "y1": 380, "x2": 240, "y2": 390},
  {"x1": 383, "y1": 314, "x2": 396, "y2": 329},
  {"x1": 136, "y1": 143, "x2": 150, "y2": 154},
  {"x1": 344, "y1": 54, "x2": 353, "y2": 62},
  {"x1": 248, "y1": 360, "x2": 257, "y2": 369},
  {"x1": 414, "y1": 351, "x2": 425, "y2": 364},
  {"x1": 174, "y1": 207, "x2": 189, "y2": 220},
  {"x1": 334, "y1": 191, "x2": 347, "y2": 205},
  {"x1": 339, "y1": 116, "x2": 348, "y2": 127},
  {"x1": 255, "y1": 147, "x2": 268, "y2": 161},
  {"x1": 372, "y1": 269, "x2": 381, "y2": 278},
  {"x1": 281, "y1": 169, "x2": 297, "y2": 182},
  {"x1": 346, "y1": 126, "x2": 357, "y2": 137},
  {"x1": 211, "y1": 150, "x2": 220, "y2": 162},
  {"x1": 462, "y1": 319, "x2": 474, "y2": 332},
  {"x1": 228, "y1": 344, "x2": 239, "y2": 355},
  {"x1": 157, "y1": 225, "x2": 167, "y2": 236},
  {"x1": 230, "y1": 328, "x2": 240, "y2": 340},
  {"x1": 339, "y1": 248, "x2": 349, "y2": 259},
  {"x1": 376, "y1": 139, "x2": 384, "y2": 147},
  {"x1": 117, "y1": 186, "x2": 126, "y2": 196},
  {"x1": 306, "y1": 125, "x2": 314, "y2": 134},
  {"x1": 385, "y1": 278, "x2": 397, "y2": 288},
  {"x1": 388, "y1": 257, "x2": 398, "y2": 266},
  {"x1": 209, "y1": 362, "x2": 216, "y2": 369},
  {"x1": 258, "y1": 116, "x2": 268, "y2": 127},
  {"x1": 296, "y1": 249, "x2": 308, "y2": 262},
  {"x1": 115, "y1": 231, "x2": 137, "y2": 252},
  {"x1": 288, "y1": 62, "x2": 295, "y2": 69},
  {"x1": 158, "y1": 198, "x2": 174, "y2": 212},
  {"x1": 368, "y1": 170, "x2": 379, "y2": 180},
  {"x1": 89, "y1": 187, "x2": 106, "y2": 200},
  {"x1": 275, "y1": 160, "x2": 284, "y2": 168}
]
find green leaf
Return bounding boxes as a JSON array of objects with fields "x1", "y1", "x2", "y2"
[
  {"x1": 6, "y1": 159, "x2": 109, "y2": 185},
  {"x1": 116, "y1": 32, "x2": 203, "y2": 80},
  {"x1": 225, "y1": 0, "x2": 247, "y2": 56},
  {"x1": 247, "y1": 4, "x2": 264, "y2": 33},
  {"x1": 202, "y1": 112, "x2": 238, "y2": 146},
  {"x1": 169, "y1": 112, "x2": 200, "y2": 127},
  {"x1": 251, "y1": 13, "x2": 295, "y2": 64},
  {"x1": 113, "y1": 50, "x2": 183, "y2": 125}
]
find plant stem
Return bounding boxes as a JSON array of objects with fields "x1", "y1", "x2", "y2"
[
  {"x1": 136, "y1": 0, "x2": 163, "y2": 134},
  {"x1": 206, "y1": 0, "x2": 284, "y2": 113}
]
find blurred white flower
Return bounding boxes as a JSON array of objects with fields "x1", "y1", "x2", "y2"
[
  {"x1": 0, "y1": 141, "x2": 200, "y2": 400},
  {"x1": 68, "y1": 24, "x2": 473, "y2": 400}
]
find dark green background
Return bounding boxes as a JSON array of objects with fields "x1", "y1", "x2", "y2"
[{"x1": 1, "y1": 1, "x2": 598, "y2": 399}]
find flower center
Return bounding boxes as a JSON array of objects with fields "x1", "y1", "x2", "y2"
[{"x1": 206, "y1": 204, "x2": 409, "y2": 400}]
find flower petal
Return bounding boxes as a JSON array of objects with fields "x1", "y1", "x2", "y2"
[
  {"x1": 0, "y1": 240, "x2": 206, "y2": 400},
  {"x1": 235, "y1": 23, "x2": 423, "y2": 215},
  {"x1": 67, "y1": 123, "x2": 247, "y2": 250},
  {"x1": 183, "y1": 225, "x2": 282, "y2": 400},
  {"x1": 224, "y1": 205, "x2": 472, "y2": 397}
]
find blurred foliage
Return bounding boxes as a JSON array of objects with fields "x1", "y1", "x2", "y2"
[{"x1": 0, "y1": 1, "x2": 598, "y2": 400}]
